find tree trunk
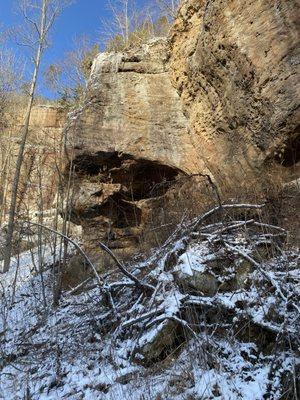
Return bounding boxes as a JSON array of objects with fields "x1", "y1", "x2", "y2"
[{"x1": 2, "y1": 0, "x2": 47, "y2": 273}]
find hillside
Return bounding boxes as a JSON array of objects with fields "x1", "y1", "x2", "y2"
[{"x1": 0, "y1": 0, "x2": 299, "y2": 399}]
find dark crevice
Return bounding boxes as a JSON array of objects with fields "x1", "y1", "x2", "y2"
[
  {"x1": 70, "y1": 151, "x2": 183, "y2": 243},
  {"x1": 73, "y1": 151, "x2": 131, "y2": 176},
  {"x1": 99, "y1": 195, "x2": 142, "y2": 228},
  {"x1": 118, "y1": 161, "x2": 180, "y2": 200},
  {"x1": 76, "y1": 193, "x2": 141, "y2": 228},
  {"x1": 274, "y1": 129, "x2": 300, "y2": 167},
  {"x1": 73, "y1": 151, "x2": 182, "y2": 200}
]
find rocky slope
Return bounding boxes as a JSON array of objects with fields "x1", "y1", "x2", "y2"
[
  {"x1": 0, "y1": 207, "x2": 299, "y2": 399},
  {"x1": 63, "y1": 0, "x2": 299, "y2": 259}
]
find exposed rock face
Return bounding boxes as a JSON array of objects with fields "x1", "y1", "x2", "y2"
[
  {"x1": 64, "y1": 39, "x2": 202, "y2": 260},
  {"x1": 64, "y1": 1, "x2": 299, "y2": 260},
  {"x1": 0, "y1": 105, "x2": 67, "y2": 258},
  {"x1": 1, "y1": 105, "x2": 66, "y2": 216},
  {"x1": 67, "y1": 38, "x2": 199, "y2": 171},
  {"x1": 27, "y1": 105, "x2": 65, "y2": 128},
  {"x1": 170, "y1": 0, "x2": 300, "y2": 190}
]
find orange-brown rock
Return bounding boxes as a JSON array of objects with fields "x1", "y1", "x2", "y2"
[
  {"x1": 0, "y1": 105, "x2": 66, "y2": 218},
  {"x1": 63, "y1": 39, "x2": 201, "y2": 259},
  {"x1": 66, "y1": 38, "x2": 200, "y2": 172},
  {"x1": 63, "y1": 1, "x2": 299, "y2": 259},
  {"x1": 170, "y1": 0, "x2": 299, "y2": 191}
]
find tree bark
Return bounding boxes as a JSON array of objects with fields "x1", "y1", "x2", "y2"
[{"x1": 2, "y1": 0, "x2": 48, "y2": 273}]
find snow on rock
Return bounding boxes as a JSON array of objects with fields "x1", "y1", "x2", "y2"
[
  {"x1": 177, "y1": 243, "x2": 210, "y2": 276},
  {"x1": 0, "y1": 219, "x2": 299, "y2": 399}
]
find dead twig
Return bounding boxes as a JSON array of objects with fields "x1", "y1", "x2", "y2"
[
  {"x1": 23, "y1": 221, "x2": 118, "y2": 314},
  {"x1": 187, "y1": 173, "x2": 222, "y2": 208},
  {"x1": 121, "y1": 308, "x2": 165, "y2": 329},
  {"x1": 162, "y1": 204, "x2": 264, "y2": 251},
  {"x1": 99, "y1": 242, "x2": 155, "y2": 294},
  {"x1": 209, "y1": 219, "x2": 255, "y2": 235},
  {"x1": 253, "y1": 222, "x2": 287, "y2": 233},
  {"x1": 66, "y1": 277, "x2": 93, "y2": 296},
  {"x1": 25, "y1": 221, "x2": 102, "y2": 286},
  {"x1": 192, "y1": 203, "x2": 264, "y2": 231},
  {"x1": 224, "y1": 242, "x2": 286, "y2": 299}
]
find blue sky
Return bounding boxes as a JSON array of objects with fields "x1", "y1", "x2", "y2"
[
  {"x1": 1, "y1": 0, "x2": 107, "y2": 57},
  {"x1": 0, "y1": 0, "x2": 151, "y2": 97}
]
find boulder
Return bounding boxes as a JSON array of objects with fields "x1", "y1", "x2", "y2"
[{"x1": 135, "y1": 319, "x2": 181, "y2": 365}]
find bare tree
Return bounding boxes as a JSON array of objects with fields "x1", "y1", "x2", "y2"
[
  {"x1": 107, "y1": 0, "x2": 130, "y2": 45},
  {"x1": 45, "y1": 36, "x2": 99, "y2": 107},
  {"x1": 100, "y1": 0, "x2": 173, "y2": 52},
  {"x1": 0, "y1": 48, "x2": 24, "y2": 128},
  {"x1": 0, "y1": 45, "x2": 25, "y2": 226},
  {"x1": 100, "y1": 0, "x2": 156, "y2": 51},
  {"x1": 2, "y1": 0, "x2": 70, "y2": 273},
  {"x1": 156, "y1": 0, "x2": 181, "y2": 19}
]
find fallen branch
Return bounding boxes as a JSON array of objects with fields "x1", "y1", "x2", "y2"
[
  {"x1": 24, "y1": 221, "x2": 103, "y2": 287},
  {"x1": 99, "y1": 242, "x2": 155, "y2": 293},
  {"x1": 121, "y1": 308, "x2": 165, "y2": 329},
  {"x1": 224, "y1": 242, "x2": 288, "y2": 302},
  {"x1": 192, "y1": 203, "x2": 264, "y2": 231},
  {"x1": 23, "y1": 221, "x2": 118, "y2": 314},
  {"x1": 162, "y1": 204, "x2": 265, "y2": 251},
  {"x1": 209, "y1": 219, "x2": 255, "y2": 235},
  {"x1": 66, "y1": 277, "x2": 93, "y2": 296},
  {"x1": 110, "y1": 281, "x2": 136, "y2": 289},
  {"x1": 253, "y1": 222, "x2": 287, "y2": 233}
]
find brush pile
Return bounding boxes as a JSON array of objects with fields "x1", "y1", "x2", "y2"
[{"x1": 0, "y1": 204, "x2": 299, "y2": 399}]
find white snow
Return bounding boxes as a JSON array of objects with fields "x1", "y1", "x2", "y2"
[
  {"x1": 0, "y1": 227, "x2": 298, "y2": 400},
  {"x1": 177, "y1": 243, "x2": 215, "y2": 276}
]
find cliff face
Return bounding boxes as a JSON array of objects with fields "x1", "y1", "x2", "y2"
[
  {"x1": 1, "y1": 105, "x2": 66, "y2": 217},
  {"x1": 64, "y1": 39, "x2": 203, "y2": 259},
  {"x1": 67, "y1": 38, "x2": 198, "y2": 171},
  {"x1": 64, "y1": 0, "x2": 299, "y2": 257},
  {"x1": 170, "y1": 0, "x2": 299, "y2": 189}
]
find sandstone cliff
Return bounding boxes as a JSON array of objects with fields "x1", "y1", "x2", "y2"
[
  {"x1": 64, "y1": 39, "x2": 204, "y2": 259},
  {"x1": 170, "y1": 0, "x2": 299, "y2": 189},
  {"x1": 0, "y1": 2, "x2": 299, "y2": 397},
  {"x1": 0, "y1": 105, "x2": 66, "y2": 217},
  {"x1": 63, "y1": 0, "x2": 299, "y2": 258}
]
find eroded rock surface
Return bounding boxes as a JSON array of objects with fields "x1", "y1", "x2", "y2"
[
  {"x1": 67, "y1": 149, "x2": 186, "y2": 260},
  {"x1": 170, "y1": 0, "x2": 300, "y2": 190},
  {"x1": 67, "y1": 38, "x2": 199, "y2": 171},
  {"x1": 64, "y1": 39, "x2": 199, "y2": 259},
  {"x1": 64, "y1": 2, "x2": 299, "y2": 260},
  {"x1": 1, "y1": 105, "x2": 66, "y2": 214}
]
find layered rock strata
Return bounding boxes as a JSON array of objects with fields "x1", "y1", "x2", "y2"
[
  {"x1": 64, "y1": 39, "x2": 204, "y2": 259},
  {"x1": 170, "y1": 0, "x2": 300, "y2": 190},
  {"x1": 1, "y1": 105, "x2": 66, "y2": 216},
  {"x1": 64, "y1": 1, "x2": 300, "y2": 259}
]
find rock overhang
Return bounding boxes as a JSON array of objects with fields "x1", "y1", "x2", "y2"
[{"x1": 62, "y1": 1, "x2": 300, "y2": 258}]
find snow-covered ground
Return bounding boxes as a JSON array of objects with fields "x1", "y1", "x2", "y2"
[{"x1": 0, "y1": 219, "x2": 299, "y2": 399}]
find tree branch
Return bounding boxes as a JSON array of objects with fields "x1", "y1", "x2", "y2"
[{"x1": 99, "y1": 242, "x2": 155, "y2": 293}]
